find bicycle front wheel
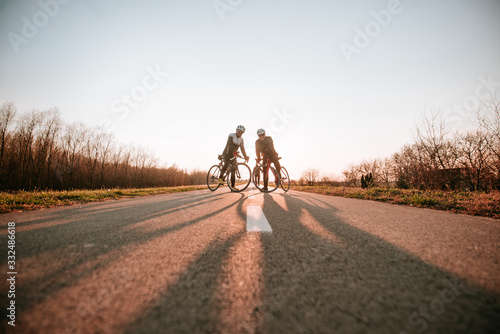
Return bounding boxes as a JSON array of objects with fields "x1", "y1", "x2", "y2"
[
  {"x1": 207, "y1": 165, "x2": 221, "y2": 191},
  {"x1": 227, "y1": 163, "x2": 251, "y2": 192},
  {"x1": 254, "y1": 166, "x2": 280, "y2": 193},
  {"x1": 280, "y1": 166, "x2": 290, "y2": 192},
  {"x1": 252, "y1": 166, "x2": 261, "y2": 189}
]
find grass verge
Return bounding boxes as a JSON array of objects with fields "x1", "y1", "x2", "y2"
[
  {"x1": 0, "y1": 185, "x2": 207, "y2": 214},
  {"x1": 291, "y1": 185, "x2": 500, "y2": 219}
]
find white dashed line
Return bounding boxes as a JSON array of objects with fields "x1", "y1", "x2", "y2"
[{"x1": 246, "y1": 205, "x2": 272, "y2": 232}]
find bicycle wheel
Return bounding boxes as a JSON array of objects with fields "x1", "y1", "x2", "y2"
[
  {"x1": 227, "y1": 163, "x2": 251, "y2": 192},
  {"x1": 252, "y1": 166, "x2": 261, "y2": 189},
  {"x1": 254, "y1": 166, "x2": 280, "y2": 193},
  {"x1": 280, "y1": 166, "x2": 290, "y2": 192},
  {"x1": 207, "y1": 165, "x2": 221, "y2": 191}
]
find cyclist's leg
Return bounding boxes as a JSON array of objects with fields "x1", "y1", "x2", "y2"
[
  {"x1": 269, "y1": 154, "x2": 281, "y2": 178},
  {"x1": 263, "y1": 156, "x2": 269, "y2": 190},
  {"x1": 230, "y1": 170, "x2": 236, "y2": 187},
  {"x1": 219, "y1": 154, "x2": 232, "y2": 179}
]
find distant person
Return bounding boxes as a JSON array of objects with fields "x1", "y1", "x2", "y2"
[
  {"x1": 255, "y1": 128, "x2": 281, "y2": 190},
  {"x1": 218, "y1": 125, "x2": 249, "y2": 184}
]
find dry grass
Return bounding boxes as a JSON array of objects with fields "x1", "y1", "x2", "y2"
[
  {"x1": 291, "y1": 185, "x2": 500, "y2": 219},
  {"x1": 0, "y1": 185, "x2": 207, "y2": 214}
]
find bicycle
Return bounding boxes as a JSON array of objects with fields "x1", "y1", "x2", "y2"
[
  {"x1": 252, "y1": 157, "x2": 290, "y2": 193},
  {"x1": 207, "y1": 152, "x2": 252, "y2": 192}
]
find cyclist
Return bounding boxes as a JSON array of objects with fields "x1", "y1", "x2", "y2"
[
  {"x1": 218, "y1": 125, "x2": 249, "y2": 184},
  {"x1": 255, "y1": 128, "x2": 281, "y2": 191}
]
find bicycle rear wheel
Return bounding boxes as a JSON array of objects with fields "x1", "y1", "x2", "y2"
[
  {"x1": 207, "y1": 165, "x2": 221, "y2": 191},
  {"x1": 227, "y1": 163, "x2": 251, "y2": 192},
  {"x1": 280, "y1": 166, "x2": 290, "y2": 192},
  {"x1": 254, "y1": 166, "x2": 280, "y2": 193}
]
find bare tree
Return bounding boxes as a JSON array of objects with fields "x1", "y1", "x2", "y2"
[
  {"x1": 477, "y1": 96, "x2": 500, "y2": 188},
  {"x1": 15, "y1": 110, "x2": 43, "y2": 188},
  {"x1": 0, "y1": 102, "x2": 17, "y2": 184},
  {"x1": 321, "y1": 175, "x2": 332, "y2": 184},
  {"x1": 342, "y1": 164, "x2": 360, "y2": 187},
  {"x1": 0, "y1": 103, "x2": 210, "y2": 191},
  {"x1": 416, "y1": 111, "x2": 460, "y2": 188},
  {"x1": 82, "y1": 128, "x2": 101, "y2": 188},
  {"x1": 377, "y1": 157, "x2": 393, "y2": 188},
  {"x1": 110, "y1": 144, "x2": 123, "y2": 187},
  {"x1": 121, "y1": 146, "x2": 134, "y2": 187},
  {"x1": 457, "y1": 130, "x2": 491, "y2": 190},
  {"x1": 188, "y1": 168, "x2": 206, "y2": 185},
  {"x1": 96, "y1": 130, "x2": 114, "y2": 187},
  {"x1": 138, "y1": 148, "x2": 158, "y2": 186},
  {"x1": 302, "y1": 168, "x2": 319, "y2": 186},
  {"x1": 60, "y1": 122, "x2": 87, "y2": 188},
  {"x1": 390, "y1": 144, "x2": 428, "y2": 189},
  {"x1": 391, "y1": 147, "x2": 410, "y2": 189},
  {"x1": 477, "y1": 96, "x2": 500, "y2": 159},
  {"x1": 33, "y1": 108, "x2": 62, "y2": 188}
]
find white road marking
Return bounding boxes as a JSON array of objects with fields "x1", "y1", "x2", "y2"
[{"x1": 246, "y1": 205, "x2": 272, "y2": 232}]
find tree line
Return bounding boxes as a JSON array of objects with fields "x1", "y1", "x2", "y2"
[
  {"x1": 0, "y1": 102, "x2": 205, "y2": 191},
  {"x1": 341, "y1": 98, "x2": 500, "y2": 191}
]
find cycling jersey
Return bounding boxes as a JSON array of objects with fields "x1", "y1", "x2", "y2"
[
  {"x1": 219, "y1": 132, "x2": 248, "y2": 179},
  {"x1": 223, "y1": 133, "x2": 245, "y2": 155},
  {"x1": 255, "y1": 136, "x2": 278, "y2": 159},
  {"x1": 255, "y1": 136, "x2": 281, "y2": 185}
]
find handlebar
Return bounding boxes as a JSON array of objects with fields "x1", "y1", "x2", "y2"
[
  {"x1": 230, "y1": 151, "x2": 249, "y2": 162},
  {"x1": 256, "y1": 157, "x2": 282, "y2": 162}
]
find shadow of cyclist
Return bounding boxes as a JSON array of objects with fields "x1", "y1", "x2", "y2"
[{"x1": 257, "y1": 191, "x2": 500, "y2": 333}]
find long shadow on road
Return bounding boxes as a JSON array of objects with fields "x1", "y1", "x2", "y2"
[
  {"x1": 3, "y1": 189, "x2": 499, "y2": 333},
  {"x1": 0, "y1": 190, "x2": 242, "y2": 322},
  {"x1": 124, "y1": 231, "x2": 247, "y2": 334},
  {"x1": 258, "y1": 191, "x2": 500, "y2": 333},
  {"x1": 123, "y1": 191, "x2": 500, "y2": 333},
  {"x1": 0, "y1": 191, "x2": 214, "y2": 231},
  {"x1": 125, "y1": 190, "x2": 265, "y2": 333}
]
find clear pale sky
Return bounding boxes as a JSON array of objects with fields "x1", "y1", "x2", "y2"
[{"x1": 1, "y1": 0, "x2": 499, "y2": 180}]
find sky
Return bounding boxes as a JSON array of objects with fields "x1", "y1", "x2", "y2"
[{"x1": 1, "y1": 0, "x2": 499, "y2": 180}]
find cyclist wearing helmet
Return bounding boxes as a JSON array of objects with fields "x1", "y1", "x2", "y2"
[
  {"x1": 255, "y1": 128, "x2": 281, "y2": 190},
  {"x1": 218, "y1": 125, "x2": 249, "y2": 184}
]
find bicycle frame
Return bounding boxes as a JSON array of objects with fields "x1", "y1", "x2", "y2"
[
  {"x1": 255, "y1": 158, "x2": 272, "y2": 180},
  {"x1": 208, "y1": 151, "x2": 251, "y2": 192},
  {"x1": 253, "y1": 156, "x2": 289, "y2": 193},
  {"x1": 219, "y1": 152, "x2": 244, "y2": 179},
  {"x1": 255, "y1": 157, "x2": 280, "y2": 185}
]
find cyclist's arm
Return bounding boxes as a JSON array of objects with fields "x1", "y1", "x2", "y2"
[
  {"x1": 238, "y1": 137, "x2": 248, "y2": 160},
  {"x1": 268, "y1": 137, "x2": 278, "y2": 156},
  {"x1": 226, "y1": 135, "x2": 236, "y2": 154},
  {"x1": 255, "y1": 140, "x2": 262, "y2": 160},
  {"x1": 240, "y1": 145, "x2": 246, "y2": 157}
]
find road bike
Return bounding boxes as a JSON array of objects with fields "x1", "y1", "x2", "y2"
[
  {"x1": 207, "y1": 152, "x2": 252, "y2": 192},
  {"x1": 252, "y1": 157, "x2": 290, "y2": 193}
]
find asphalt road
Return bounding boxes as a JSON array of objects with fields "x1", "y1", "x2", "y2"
[{"x1": 1, "y1": 187, "x2": 499, "y2": 333}]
